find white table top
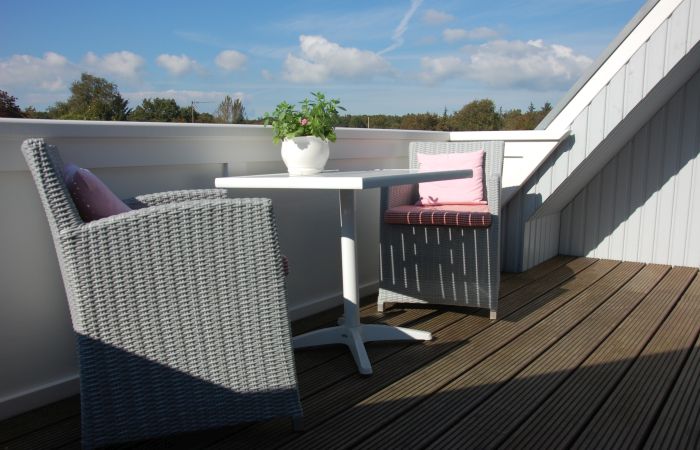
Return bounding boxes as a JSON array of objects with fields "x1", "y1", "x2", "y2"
[{"x1": 215, "y1": 168, "x2": 472, "y2": 190}]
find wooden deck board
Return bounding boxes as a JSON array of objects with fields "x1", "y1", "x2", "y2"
[
  {"x1": 423, "y1": 261, "x2": 648, "y2": 450},
  {"x1": 500, "y1": 265, "x2": 692, "y2": 450},
  {"x1": 643, "y1": 276, "x2": 700, "y2": 450},
  {"x1": 2, "y1": 257, "x2": 699, "y2": 450},
  {"x1": 572, "y1": 267, "x2": 699, "y2": 450},
  {"x1": 0, "y1": 396, "x2": 80, "y2": 443}
]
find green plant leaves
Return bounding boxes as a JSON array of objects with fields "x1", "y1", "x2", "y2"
[{"x1": 264, "y1": 92, "x2": 344, "y2": 143}]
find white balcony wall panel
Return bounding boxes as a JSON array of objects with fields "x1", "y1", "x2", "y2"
[
  {"x1": 610, "y1": 142, "x2": 633, "y2": 258},
  {"x1": 693, "y1": 0, "x2": 700, "y2": 43},
  {"x1": 605, "y1": 68, "x2": 626, "y2": 137},
  {"x1": 624, "y1": 47, "x2": 646, "y2": 116},
  {"x1": 503, "y1": 0, "x2": 700, "y2": 271},
  {"x1": 559, "y1": 70, "x2": 700, "y2": 267},
  {"x1": 665, "y1": 0, "x2": 691, "y2": 72},
  {"x1": 0, "y1": 120, "x2": 450, "y2": 420},
  {"x1": 645, "y1": 21, "x2": 669, "y2": 96}
]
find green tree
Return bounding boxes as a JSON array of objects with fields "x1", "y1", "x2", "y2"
[
  {"x1": 129, "y1": 98, "x2": 182, "y2": 122},
  {"x1": 232, "y1": 98, "x2": 245, "y2": 124},
  {"x1": 49, "y1": 73, "x2": 130, "y2": 121},
  {"x1": 197, "y1": 112, "x2": 216, "y2": 123},
  {"x1": 23, "y1": 106, "x2": 50, "y2": 119},
  {"x1": 346, "y1": 115, "x2": 368, "y2": 128},
  {"x1": 501, "y1": 102, "x2": 553, "y2": 130},
  {"x1": 216, "y1": 95, "x2": 246, "y2": 124},
  {"x1": 0, "y1": 90, "x2": 24, "y2": 118},
  {"x1": 450, "y1": 99, "x2": 502, "y2": 131},
  {"x1": 216, "y1": 95, "x2": 234, "y2": 123},
  {"x1": 400, "y1": 112, "x2": 439, "y2": 130}
]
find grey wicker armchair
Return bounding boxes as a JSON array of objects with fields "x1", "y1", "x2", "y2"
[
  {"x1": 21, "y1": 139, "x2": 302, "y2": 449},
  {"x1": 378, "y1": 141, "x2": 504, "y2": 319}
]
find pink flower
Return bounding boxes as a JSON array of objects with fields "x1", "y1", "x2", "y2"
[{"x1": 300, "y1": 118, "x2": 309, "y2": 126}]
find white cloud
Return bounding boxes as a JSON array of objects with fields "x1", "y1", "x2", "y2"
[
  {"x1": 156, "y1": 54, "x2": 199, "y2": 76},
  {"x1": 379, "y1": 0, "x2": 423, "y2": 55},
  {"x1": 261, "y1": 69, "x2": 273, "y2": 80},
  {"x1": 443, "y1": 27, "x2": 499, "y2": 43},
  {"x1": 215, "y1": 50, "x2": 247, "y2": 71},
  {"x1": 0, "y1": 52, "x2": 76, "y2": 91},
  {"x1": 423, "y1": 9, "x2": 454, "y2": 25},
  {"x1": 420, "y1": 39, "x2": 593, "y2": 90},
  {"x1": 83, "y1": 51, "x2": 145, "y2": 79},
  {"x1": 283, "y1": 35, "x2": 392, "y2": 83}
]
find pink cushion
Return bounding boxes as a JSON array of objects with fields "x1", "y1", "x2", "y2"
[
  {"x1": 64, "y1": 163, "x2": 131, "y2": 222},
  {"x1": 385, "y1": 204, "x2": 491, "y2": 228},
  {"x1": 416, "y1": 151, "x2": 486, "y2": 205}
]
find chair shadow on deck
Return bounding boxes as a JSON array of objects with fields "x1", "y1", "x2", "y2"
[{"x1": 76, "y1": 335, "x2": 301, "y2": 448}]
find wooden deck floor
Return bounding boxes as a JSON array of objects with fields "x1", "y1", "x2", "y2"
[{"x1": 2, "y1": 256, "x2": 699, "y2": 449}]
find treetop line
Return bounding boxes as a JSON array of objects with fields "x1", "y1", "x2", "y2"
[{"x1": 1, "y1": 73, "x2": 552, "y2": 131}]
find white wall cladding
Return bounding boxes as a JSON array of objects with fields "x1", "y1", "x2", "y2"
[
  {"x1": 560, "y1": 70, "x2": 700, "y2": 267},
  {"x1": 502, "y1": 0, "x2": 700, "y2": 271}
]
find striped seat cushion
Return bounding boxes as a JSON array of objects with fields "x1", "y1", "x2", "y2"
[{"x1": 384, "y1": 204, "x2": 491, "y2": 228}]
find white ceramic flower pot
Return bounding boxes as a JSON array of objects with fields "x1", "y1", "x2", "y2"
[{"x1": 281, "y1": 136, "x2": 330, "y2": 176}]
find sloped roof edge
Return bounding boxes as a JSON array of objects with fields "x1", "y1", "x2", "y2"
[{"x1": 536, "y1": 0, "x2": 662, "y2": 130}]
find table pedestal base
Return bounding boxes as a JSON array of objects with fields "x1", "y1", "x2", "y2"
[{"x1": 293, "y1": 324, "x2": 432, "y2": 375}]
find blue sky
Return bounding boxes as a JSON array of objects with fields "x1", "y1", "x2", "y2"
[{"x1": 1, "y1": 0, "x2": 646, "y2": 117}]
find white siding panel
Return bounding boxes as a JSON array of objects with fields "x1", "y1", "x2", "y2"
[
  {"x1": 665, "y1": 0, "x2": 691, "y2": 74},
  {"x1": 587, "y1": 90, "x2": 607, "y2": 156},
  {"x1": 571, "y1": 190, "x2": 587, "y2": 256},
  {"x1": 638, "y1": 109, "x2": 666, "y2": 262},
  {"x1": 522, "y1": 214, "x2": 560, "y2": 271},
  {"x1": 653, "y1": 89, "x2": 683, "y2": 263},
  {"x1": 584, "y1": 173, "x2": 602, "y2": 256},
  {"x1": 597, "y1": 157, "x2": 618, "y2": 258},
  {"x1": 644, "y1": 21, "x2": 668, "y2": 96},
  {"x1": 503, "y1": 189, "x2": 523, "y2": 272},
  {"x1": 623, "y1": 127, "x2": 650, "y2": 262},
  {"x1": 624, "y1": 45, "x2": 647, "y2": 116},
  {"x1": 690, "y1": 0, "x2": 700, "y2": 47},
  {"x1": 610, "y1": 143, "x2": 632, "y2": 259},
  {"x1": 605, "y1": 67, "x2": 627, "y2": 136},
  {"x1": 670, "y1": 82, "x2": 695, "y2": 263},
  {"x1": 568, "y1": 109, "x2": 589, "y2": 172},
  {"x1": 552, "y1": 139, "x2": 571, "y2": 191},
  {"x1": 560, "y1": 70, "x2": 700, "y2": 268},
  {"x1": 560, "y1": 203, "x2": 573, "y2": 255},
  {"x1": 681, "y1": 73, "x2": 700, "y2": 266},
  {"x1": 537, "y1": 157, "x2": 554, "y2": 202}
]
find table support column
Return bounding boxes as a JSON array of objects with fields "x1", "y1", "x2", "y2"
[
  {"x1": 339, "y1": 190, "x2": 360, "y2": 328},
  {"x1": 293, "y1": 188, "x2": 431, "y2": 376}
]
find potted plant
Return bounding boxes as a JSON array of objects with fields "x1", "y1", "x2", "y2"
[{"x1": 264, "y1": 92, "x2": 344, "y2": 175}]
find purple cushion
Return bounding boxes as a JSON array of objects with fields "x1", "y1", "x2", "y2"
[
  {"x1": 64, "y1": 163, "x2": 131, "y2": 222},
  {"x1": 416, "y1": 151, "x2": 486, "y2": 205}
]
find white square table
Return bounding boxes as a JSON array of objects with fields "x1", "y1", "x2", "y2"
[{"x1": 215, "y1": 168, "x2": 472, "y2": 375}]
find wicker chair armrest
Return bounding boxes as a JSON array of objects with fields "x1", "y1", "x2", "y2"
[
  {"x1": 124, "y1": 189, "x2": 227, "y2": 208},
  {"x1": 486, "y1": 173, "x2": 501, "y2": 215},
  {"x1": 61, "y1": 197, "x2": 289, "y2": 336}
]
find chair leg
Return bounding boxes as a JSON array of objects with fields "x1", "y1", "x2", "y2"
[
  {"x1": 292, "y1": 415, "x2": 304, "y2": 432},
  {"x1": 490, "y1": 309, "x2": 497, "y2": 320}
]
